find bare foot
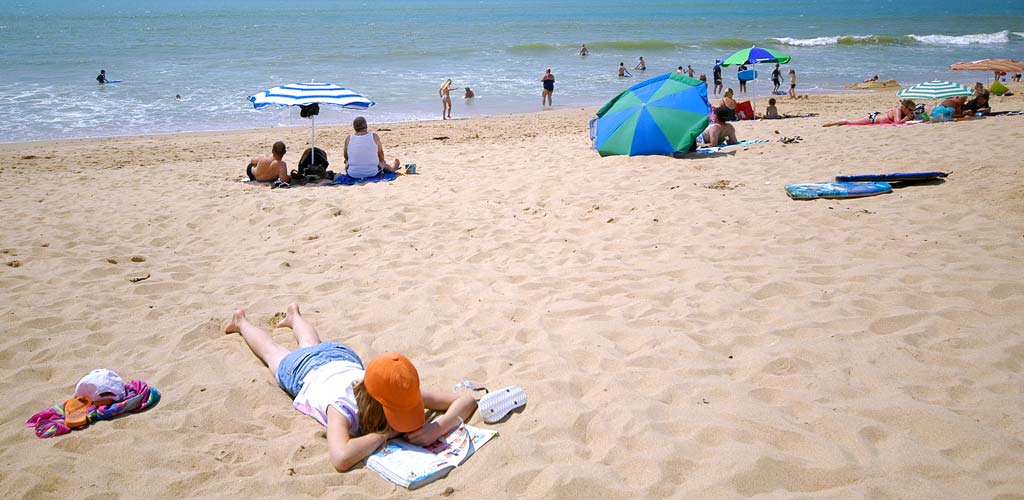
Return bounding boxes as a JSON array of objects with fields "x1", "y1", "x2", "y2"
[
  {"x1": 277, "y1": 303, "x2": 301, "y2": 329},
  {"x1": 224, "y1": 308, "x2": 247, "y2": 334}
]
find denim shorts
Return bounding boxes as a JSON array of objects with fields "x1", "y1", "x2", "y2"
[{"x1": 276, "y1": 342, "x2": 363, "y2": 398}]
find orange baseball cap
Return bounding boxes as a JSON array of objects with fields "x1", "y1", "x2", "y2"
[{"x1": 363, "y1": 352, "x2": 425, "y2": 432}]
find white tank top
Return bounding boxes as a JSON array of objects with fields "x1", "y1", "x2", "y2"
[{"x1": 346, "y1": 133, "x2": 379, "y2": 178}]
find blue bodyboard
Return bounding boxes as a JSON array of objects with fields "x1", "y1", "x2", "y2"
[
  {"x1": 786, "y1": 182, "x2": 892, "y2": 200},
  {"x1": 835, "y1": 172, "x2": 948, "y2": 183}
]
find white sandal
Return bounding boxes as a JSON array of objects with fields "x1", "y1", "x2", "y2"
[{"x1": 477, "y1": 386, "x2": 527, "y2": 424}]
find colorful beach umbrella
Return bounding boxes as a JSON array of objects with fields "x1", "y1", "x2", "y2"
[
  {"x1": 896, "y1": 80, "x2": 972, "y2": 100},
  {"x1": 950, "y1": 59, "x2": 1024, "y2": 79},
  {"x1": 591, "y1": 73, "x2": 711, "y2": 157},
  {"x1": 249, "y1": 82, "x2": 374, "y2": 157},
  {"x1": 720, "y1": 46, "x2": 791, "y2": 67},
  {"x1": 719, "y1": 46, "x2": 791, "y2": 116}
]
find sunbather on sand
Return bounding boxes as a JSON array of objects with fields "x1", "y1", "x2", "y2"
[
  {"x1": 224, "y1": 304, "x2": 477, "y2": 472},
  {"x1": 696, "y1": 107, "x2": 739, "y2": 147},
  {"x1": 247, "y1": 141, "x2": 290, "y2": 183},
  {"x1": 822, "y1": 99, "x2": 915, "y2": 127},
  {"x1": 715, "y1": 88, "x2": 738, "y2": 121},
  {"x1": 963, "y1": 90, "x2": 991, "y2": 116},
  {"x1": 344, "y1": 116, "x2": 400, "y2": 178}
]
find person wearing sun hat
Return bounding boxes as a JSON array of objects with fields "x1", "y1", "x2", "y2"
[{"x1": 224, "y1": 304, "x2": 478, "y2": 472}]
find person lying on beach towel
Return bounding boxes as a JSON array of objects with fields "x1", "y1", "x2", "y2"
[
  {"x1": 224, "y1": 304, "x2": 477, "y2": 472},
  {"x1": 962, "y1": 91, "x2": 991, "y2": 116},
  {"x1": 247, "y1": 141, "x2": 291, "y2": 183},
  {"x1": 344, "y1": 117, "x2": 400, "y2": 179},
  {"x1": 822, "y1": 99, "x2": 915, "y2": 127},
  {"x1": 694, "y1": 107, "x2": 739, "y2": 149}
]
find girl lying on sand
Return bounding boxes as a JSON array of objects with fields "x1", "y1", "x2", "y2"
[
  {"x1": 823, "y1": 99, "x2": 916, "y2": 127},
  {"x1": 224, "y1": 304, "x2": 477, "y2": 471}
]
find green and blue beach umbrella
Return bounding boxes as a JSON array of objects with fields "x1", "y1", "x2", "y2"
[
  {"x1": 896, "y1": 80, "x2": 972, "y2": 100},
  {"x1": 720, "y1": 46, "x2": 791, "y2": 67},
  {"x1": 591, "y1": 73, "x2": 711, "y2": 157}
]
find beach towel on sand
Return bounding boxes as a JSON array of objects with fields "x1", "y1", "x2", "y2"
[
  {"x1": 692, "y1": 139, "x2": 770, "y2": 154},
  {"x1": 26, "y1": 380, "x2": 160, "y2": 438},
  {"x1": 329, "y1": 171, "x2": 399, "y2": 185}
]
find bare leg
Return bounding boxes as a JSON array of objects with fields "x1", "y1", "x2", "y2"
[
  {"x1": 380, "y1": 158, "x2": 400, "y2": 174},
  {"x1": 225, "y1": 309, "x2": 290, "y2": 376},
  {"x1": 275, "y1": 303, "x2": 323, "y2": 349},
  {"x1": 823, "y1": 115, "x2": 874, "y2": 127}
]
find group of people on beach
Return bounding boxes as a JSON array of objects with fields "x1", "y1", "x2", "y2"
[
  {"x1": 823, "y1": 81, "x2": 993, "y2": 127},
  {"x1": 246, "y1": 116, "x2": 400, "y2": 185}
]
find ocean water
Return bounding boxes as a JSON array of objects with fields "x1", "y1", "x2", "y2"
[{"x1": 0, "y1": 0, "x2": 1022, "y2": 143}]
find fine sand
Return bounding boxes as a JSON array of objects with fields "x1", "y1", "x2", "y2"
[{"x1": 1, "y1": 86, "x2": 1023, "y2": 499}]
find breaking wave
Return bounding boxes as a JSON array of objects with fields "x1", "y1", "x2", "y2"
[
  {"x1": 907, "y1": 30, "x2": 1010, "y2": 45},
  {"x1": 771, "y1": 30, "x2": 1013, "y2": 47}
]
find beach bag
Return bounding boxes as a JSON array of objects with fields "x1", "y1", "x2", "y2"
[
  {"x1": 734, "y1": 101, "x2": 754, "y2": 120},
  {"x1": 299, "y1": 103, "x2": 320, "y2": 118},
  {"x1": 297, "y1": 147, "x2": 332, "y2": 179}
]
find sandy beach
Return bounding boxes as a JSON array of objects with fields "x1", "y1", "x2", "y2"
[{"x1": 2, "y1": 86, "x2": 1023, "y2": 499}]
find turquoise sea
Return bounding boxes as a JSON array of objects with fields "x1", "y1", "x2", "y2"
[{"x1": 1, "y1": 0, "x2": 1022, "y2": 143}]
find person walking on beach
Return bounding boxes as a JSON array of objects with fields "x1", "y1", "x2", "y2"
[
  {"x1": 788, "y1": 68, "x2": 797, "y2": 98},
  {"x1": 540, "y1": 68, "x2": 555, "y2": 107},
  {"x1": 579, "y1": 44, "x2": 588, "y2": 56},
  {"x1": 439, "y1": 79, "x2": 458, "y2": 120},
  {"x1": 712, "y1": 60, "x2": 723, "y2": 95},
  {"x1": 618, "y1": 63, "x2": 632, "y2": 77},
  {"x1": 96, "y1": 69, "x2": 107, "y2": 84},
  {"x1": 635, "y1": 57, "x2": 646, "y2": 71},
  {"x1": 246, "y1": 141, "x2": 290, "y2": 184},
  {"x1": 223, "y1": 304, "x2": 478, "y2": 472},
  {"x1": 686, "y1": 65, "x2": 695, "y2": 78},
  {"x1": 771, "y1": 64, "x2": 782, "y2": 93}
]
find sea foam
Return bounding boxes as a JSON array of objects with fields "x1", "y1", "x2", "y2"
[
  {"x1": 907, "y1": 30, "x2": 1010, "y2": 45},
  {"x1": 772, "y1": 31, "x2": 1012, "y2": 46}
]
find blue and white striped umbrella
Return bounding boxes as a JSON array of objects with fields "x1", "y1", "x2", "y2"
[
  {"x1": 249, "y1": 82, "x2": 375, "y2": 109},
  {"x1": 896, "y1": 80, "x2": 972, "y2": 100},
  {"x1": 249, "y1": 82, "x2": 375, "y2": 158}
]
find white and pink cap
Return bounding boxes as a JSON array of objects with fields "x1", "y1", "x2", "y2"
[{"x1": 74, "y1": 368, "x2": 126, "y2": 402}]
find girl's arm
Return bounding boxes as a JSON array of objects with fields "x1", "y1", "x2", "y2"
[
  {"x1": 326, "y1": 406, "x2": 398, "y2": 472},
  {"x1": 404, "y1": 390, "x2": 477, "y2": 446}
]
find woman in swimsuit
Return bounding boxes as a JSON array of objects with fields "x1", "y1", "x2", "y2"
[
  {"x1": 715, "y1": 88, "x2": 738, "y2": 122},
  {"x1": 540, "y1": 68, "x2": 554, "y2": 107},
  {"x1": 822, "y1": 99, "x2": 916, "y2": 127},
  {"x1": 439, "y1": 79, "x2": 458, "y2": 120},
  {"x1": 695, "y1": 106, "x2": 739, "y2": 148}
]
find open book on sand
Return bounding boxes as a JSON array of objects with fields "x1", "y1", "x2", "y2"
[{"x1": 366, "y1": 423, "x2": 498, "y2": 490}]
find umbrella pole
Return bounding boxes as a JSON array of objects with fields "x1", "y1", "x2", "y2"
[
  {"x1": 311, "y1": 115, "x2": 316, "y2": 169},
  {"x1": 751, "y1": 62, "x2": 757, "y2": 119}
]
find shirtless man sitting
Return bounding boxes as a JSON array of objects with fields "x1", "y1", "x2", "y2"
[{"x1": 247, "y1": 141, "x2": 290, "y2": 183}]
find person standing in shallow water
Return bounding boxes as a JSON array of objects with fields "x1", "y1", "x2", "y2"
[
  {"x1": 439, "y1": 79, "x2": 458, "y2": 120},
  {"x1": 96, "y1": 69, "x2": 107, "y2": 84},
  {"x1": 540, "y1": 68, "x2": 554, "y2": 107}
]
